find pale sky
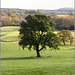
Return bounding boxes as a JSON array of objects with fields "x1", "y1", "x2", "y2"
[{"x1": 1, "y1": 0, "x2": 74, "y2": 10}]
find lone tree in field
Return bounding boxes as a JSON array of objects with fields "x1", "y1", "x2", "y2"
[
  {"x1": 57, "y1": 30, "x2": 74, "y2": 45},
  {"x1": 19, "y1": 14, "x2": 59, "y2": 57}
]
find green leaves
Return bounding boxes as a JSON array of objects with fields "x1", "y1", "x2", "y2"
[
  {"x1": 57, "y1": 30, "x2": 74, "y2": 45},
  {"x1": 19, "y1": 14, "x2": 59, "y2": 52}
]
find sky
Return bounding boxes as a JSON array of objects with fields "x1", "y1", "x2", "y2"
[{"x1": 1, "y1": 0, "x2": 74, "y2": 10}]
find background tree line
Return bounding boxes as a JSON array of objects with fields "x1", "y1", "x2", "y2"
[
  {"x1": 52, "y1": 15, "x2": 74, "y2": 30},
  {"x1": 0, "y1": 8, "x2": 74, "y2": 30}
]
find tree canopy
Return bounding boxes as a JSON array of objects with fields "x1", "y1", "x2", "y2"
[
  {"x1": 19, "y1": 14, "x2": 59, "y2": 57},
  {"x1": 53, "y1": 15, "x2": 74, "y2": 30},
  {"x1": 57, "y1": 30, "x2": 74, "y2": 45}
]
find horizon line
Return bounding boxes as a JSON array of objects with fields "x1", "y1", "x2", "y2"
[{"x1": 1, "y1": 7, "x2": 74, "y2": 10}]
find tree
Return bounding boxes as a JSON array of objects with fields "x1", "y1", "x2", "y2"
[
  {"x1": 52, "y1": 15, "x2": 74, "y2": 30},
  {"x1": 57, "y1": 30, "x2": 73, "y2": 45},
  {"x1": 19, "y1": 14, "x2": 59, "y2": 57}
]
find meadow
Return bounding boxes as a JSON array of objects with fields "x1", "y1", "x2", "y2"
[
  {"x1": 57, "y1": 15, "x2": 69, "y2": 17},
  {"x1": 1, "y1": 26, "x2": 74, "y2": 75}
]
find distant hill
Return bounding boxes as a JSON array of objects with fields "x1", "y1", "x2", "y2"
[
  {"x1": 1, "y1": 7, "x2": 74, "y2": 11},
  {"x1": 1, "y1": 7, "x2": 74, "y2": 16},
  {"x1": 57, "y1": 8, "x2": 74, "y2": 11},
  {"x1": 1, "y1": 8, "x2": 20, "y2": 10}
]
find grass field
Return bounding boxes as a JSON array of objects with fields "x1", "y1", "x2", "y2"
[
  {"x1": 1, "y1": 26, "x2": 74, "y2": 75},
  {"x1": 1, "y1": 26, "x2": 19, "y2": 42},
  {"x1": 56, "y1": 15, "x2": 69, "y2": 17},
  {"x1": 1, "y1": 26, "x2": 20, "y2": 32}
]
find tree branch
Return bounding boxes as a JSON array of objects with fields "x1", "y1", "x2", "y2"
[
  {"x1": 39, "y1": 42, "x2": 45, "y2": 51},
  {"x1": 39, "y1": 47, "x2": 44, "y2": 51}
]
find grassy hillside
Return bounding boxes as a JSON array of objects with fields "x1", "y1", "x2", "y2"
[
  {"x1": 1, "y1": 26, "x2": 19, "y2": 42},
  {"x1": 1, "y1": 31, "x2": 19, "y2": 42},
  {"x1": 1, "y1": 26, "x2": 74, "y2": 42},
  {"x1": 1, "y1": 26, "x2": 20, "y2": 32},
  {"x1": 57, "y1": 15, "x2": 69, "y2": 17},
  {"x1": 1, "y1": 26, "x2": 74, "y2": 75}
]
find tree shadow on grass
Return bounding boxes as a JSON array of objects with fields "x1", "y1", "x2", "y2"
[
  {"x1": 1, "y1": 57, "x2": 36, "y2": 60},
  {"x1": 1, "y1": 56, "x2": 52, "y2": 60}
]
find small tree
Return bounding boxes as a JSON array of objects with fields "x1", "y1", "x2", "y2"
[
  {"x1": 19, "y1": 14, "x2": 59, "y2": 57},
  {"x1": 57, "y1": 30, "x2": 73, "y2": 45}
]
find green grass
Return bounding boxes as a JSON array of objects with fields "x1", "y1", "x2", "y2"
[
  {"x1": 1, "y1": 26, "x2": 74, "y2": 42},
  {"x1": 1, "y1": 42, "x2": 74, "y2": 75},
  {"x1": 1, "y1": 31, "x2": 19, "y2": 41},
  {"x1": 57, "y1": 15, "x2": 69, "y2": 17},
  {"x1": 1, "y1": 26, "x2": 19, "y2": 32},
  {"x1": 1, "y1": 26, "x2": 19, "y2": 41},
  {"x1": 1, "y1": 26, "x2": 74, "y2": 75}
]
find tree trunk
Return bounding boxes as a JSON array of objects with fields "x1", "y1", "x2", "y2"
[
  {"x1": 63, "y1": 40, "x2": 65, "y2": 45},
  {"x1": 36, "y1": 50, "x2": 41, "y2": 57},
  {"x1": 36, "y1": 45, "x2": 41, "y2": 57},
  {"x1": 70, "y1": 40, "x2": 72, "y2": 45},
  {"x1": 63, "y1": 42, "x2": 65, "y2": 45}
]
